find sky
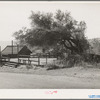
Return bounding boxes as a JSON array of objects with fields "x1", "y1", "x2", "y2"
[{"x1": 0, "y1": 1, "x2": 100, "y2": 49}]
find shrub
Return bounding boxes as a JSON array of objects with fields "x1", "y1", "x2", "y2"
[
  {"x1": 46, "y1": 63, "x2": 59, "y2": 70},
  {"x1": 56, "y1": 54, "x2": 85, "y2": 67},
  {"x1": 46, "y1": 54, "x2": 87, "y2": 70},
  {"x1": 26, "y1": 64, "x2": 33, "y2": 70}
]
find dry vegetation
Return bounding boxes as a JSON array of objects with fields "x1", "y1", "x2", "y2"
[{"x1": 0, "y1": 61, "x2": 100, "y2": 79}]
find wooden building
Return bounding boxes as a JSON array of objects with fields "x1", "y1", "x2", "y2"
[{"x1": 1, "y1": 45, "x2": 32, "y2": 58}]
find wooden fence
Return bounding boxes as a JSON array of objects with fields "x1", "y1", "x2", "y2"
[
  {"x1": 18, "y1": 55, "x2": 40, "y2": 66},
  {"x1": 0, "y1": 54, "x2": 57, "y2": 67},
  {"x1": 18, "y1": 54, "x2": 56, "y2": 66}
]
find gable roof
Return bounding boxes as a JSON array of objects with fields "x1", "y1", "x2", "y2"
[{"x1": 1, "y1": 45, "x2": 31, "y2": 55}]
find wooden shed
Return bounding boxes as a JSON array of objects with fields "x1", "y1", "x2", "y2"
[{"x1": 1, "y1": 45, "x2": 32, "y2": 58}]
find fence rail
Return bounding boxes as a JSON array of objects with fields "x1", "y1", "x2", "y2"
[{"x1": 0, "y1": 54, "x2": 57, "y2": 67}]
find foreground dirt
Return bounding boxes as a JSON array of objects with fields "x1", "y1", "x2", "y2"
[{"x1": 0, "y1": 65, "x2": 100, "y2": 89}]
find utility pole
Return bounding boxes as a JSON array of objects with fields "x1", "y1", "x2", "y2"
[
  {"x1": 17, "y1": 44, "x2": 19, "y2": 64},
  {"x1": 12, "y1": 40, "x2": 13, "y2": 55},
  {"x1": 0, "y1": 46, "x2": 1, "y2": 58},
  {"x1": 0, "y1": 46, "x2": 1, "y2": 61}
]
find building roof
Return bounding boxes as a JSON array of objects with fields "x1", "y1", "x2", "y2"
[{"x1": 1, "y1": 45, "x2": 31, "y2": 55}]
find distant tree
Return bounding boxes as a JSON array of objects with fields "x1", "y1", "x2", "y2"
[
  {"x1": 24, "y1": 10, "x2": 89, "y2": 55},
  {"x1": 89, "y1": 38, "x2": 100, "y2": 54},
  {"x1": 13, "y1": 27, "x2": 31, "y2": 45}
]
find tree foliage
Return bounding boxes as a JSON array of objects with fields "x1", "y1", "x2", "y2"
[
  {"x1": 13, "y1": 10, "x2": 89, "y2": 55},
  {"x1": 89, "y1": 38, "x2": 100, "y2": 54},
  {"x1": 13, "y1": 27, "x2": 30, "y2": 45}
]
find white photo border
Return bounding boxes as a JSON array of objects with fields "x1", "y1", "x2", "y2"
[{"x1": 0, "y1": 1, "x2": 100, "y2": 99}]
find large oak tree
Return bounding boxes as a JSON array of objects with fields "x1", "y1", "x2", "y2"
[{"x1": 13, "y1": 10, "x2": 89, "y2": 55}]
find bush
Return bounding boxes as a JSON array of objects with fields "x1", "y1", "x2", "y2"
[
  {"x1": 46, "y1": 54, "x2": 87, "y2": 70},
  {"x1": 26, "y1": 64, "x2": 33, "y2": 70},
  {"x1": 55, "y1": 54, "x2": 85, "y2": 67},
  {"x1": 46, "y1": 63, "x2": 59, "y2": 70}
]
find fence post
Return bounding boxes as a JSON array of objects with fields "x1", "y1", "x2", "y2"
[
  {"x1": 23, "y1": 60, "x2": 26, "y2": 64},
  {"x1": 0, "y1": 46, "x2": 1, "y2": 66},
  {"x1": 46, "y1": 54, "x2": 47, "y2": 64},
  {"x1": 17, "y1": 45, "x2": 19, "y2": 65},
  {"x1": 38, "y1": 55, "x2": 40, "y2": 66},
  {"x1": 0, "y1": 46, "x2": 1, "y2": 59},
  {"x1": 29, "y1": 60, "x2": 31, "y2": 65},
  {"x1": 53, "y1": 60, "x2": 55, "y2": 66},
  {"x1": 8, "y1": 57, "x2": 10, "y2": 62},
  {"x1": 28, "y1": 56, "x2": 30, "y2": 65}
]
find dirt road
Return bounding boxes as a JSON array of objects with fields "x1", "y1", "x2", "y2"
[{"x1": 0, "y1": 72, "x2": 100, "y2": 89}]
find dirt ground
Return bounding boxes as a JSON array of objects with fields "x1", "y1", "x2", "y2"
[
  {"x1": 0, "y1": 64, "x2": 100, "y2": 77},
  {"x1": 0, "y1": 64, "x2": 100, "y2": 88}
]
